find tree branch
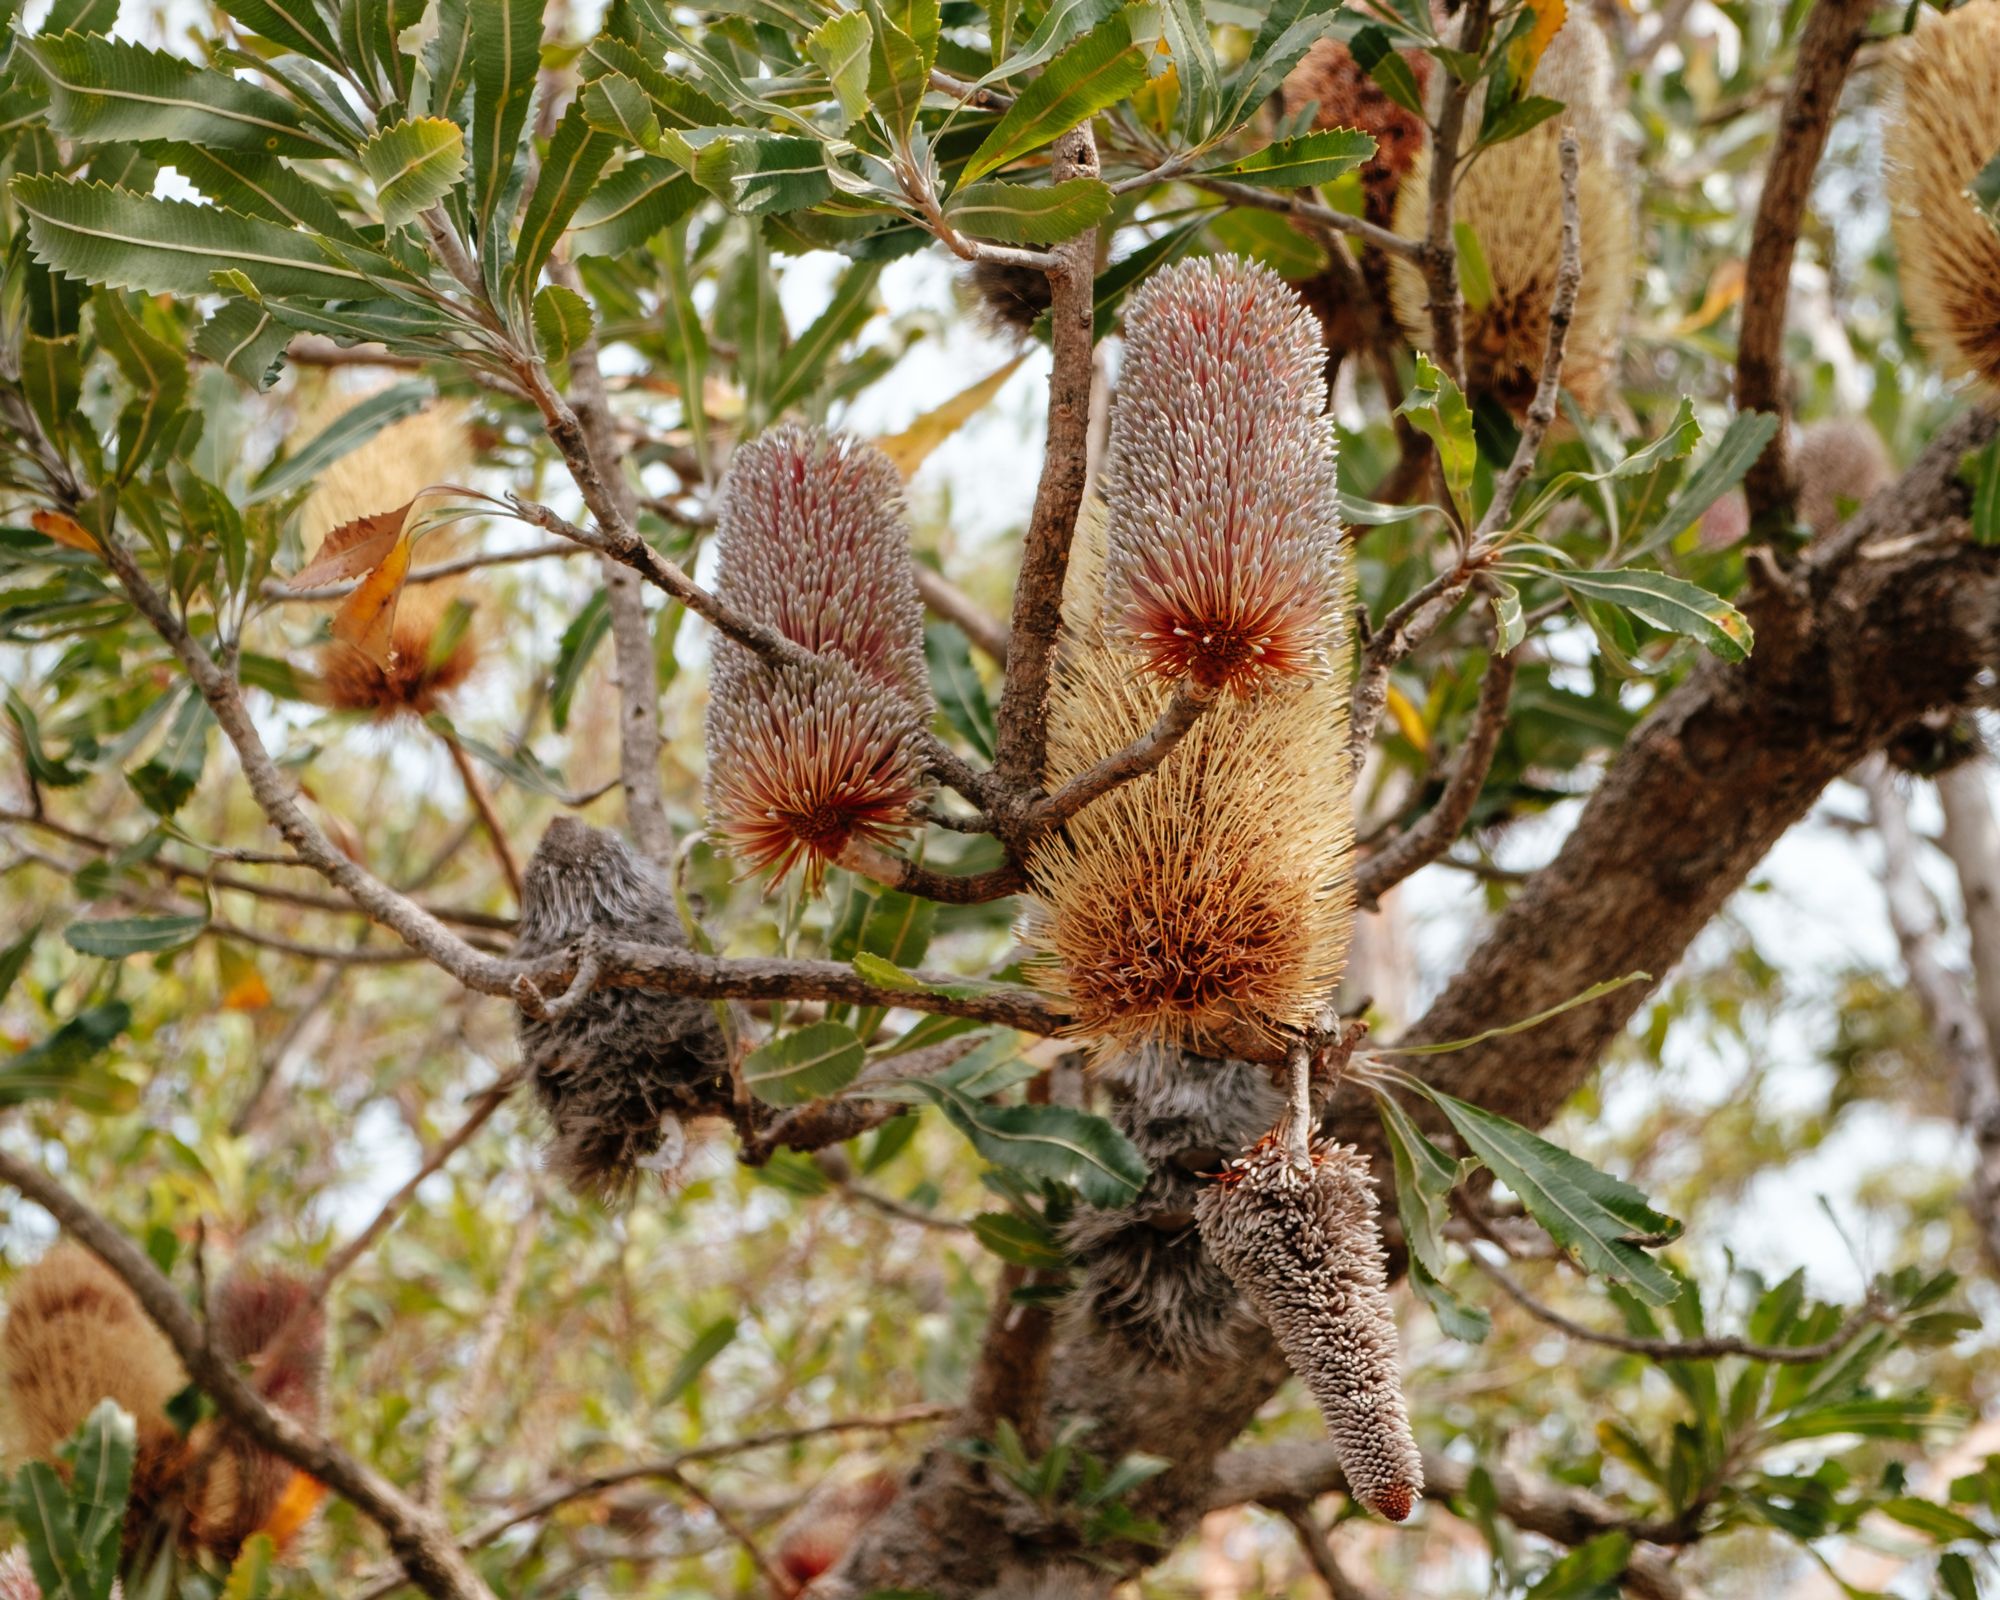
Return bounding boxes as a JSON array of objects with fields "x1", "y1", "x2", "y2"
[
  {"x1": 265, "y1": 541, "x2": 581, "y2": 603},
  {"x1": 916, "y1": 564, "x2": 1010, "y2": 666},
  {"x1": 1028, "y1": 681, "x2": 1218, "y2": 828},
  {"x1": 0, "y1": 1149, "x2": 498, "y2": 1600},
  {"x1": 1418, "y1": 0, "x2": 1492, "y2": 389},
  {"x1": 1734, "y1": 0, "x2": 1875, "y2": 532}
]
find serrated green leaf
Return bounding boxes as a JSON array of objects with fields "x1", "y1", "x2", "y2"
[
  {"x1": 69, "y1": 1400, "x2": 135, "y2": 1598},
  {"x1": 962, "y1": 9, "x2": 1148, "y2": 185},
  {"x1": 1197, "y1": 126, "x2": 1376, "y2": 188},
  {"x1": 913, "y1": 1083, "x2": 1147, "y2": 1207},
  {"x1": 863, "y1": 0, "x2": 934, "y2": 135},
  {"x1": 1765, "y1": 1395, "x2": 1962, "y2": 1443},
  {"x1": 340, "y1": 0, "x2": 428, "y2": 105},
  {"x1": 426, "y1": 0, "x2": 475, "y2": 116},
  {"x1": 151, "y1": 144, "x2": 359, "y2": 238},
  {"x1": 1524, "y1": 1531, "x2": 1631, "y2": 1598},
  {"x1": 1219, "y1": 0, "x2": 1342, "y2": 130},
  {"x1": 986, "y1": 0, "x2": 1121, "y2": 81},
  {"x1": 768, "y1": 260, "x2": 880, "y2": 416},
  {"x1": 0, "y1": 1003, "x2": 130, "y2": 1110},
  {"x1": 578, "y1": 34, "x2": 737, "y2": 131},
  {"x1": 14, "y1": 1462, "x2": 90, "y2": 1600},
  {"x1": 806, "y1": 9, "x2": 873, "y2": 126},
  {"x1": 660, "y1": 1316, "x2": 737, "y2": 1404},
  {"x1": 970, "y1": 1210, "x2": 1067, "y2": 1266},
  {"x1": 1399, "y1": 352, "x2": 1476, "y2": 512},
  {"x1": 1637, "y1": 409, "x2": 1781, "y2": 556},
  {"x1": 251, "y1": 379, "x2": 428, "y2": 500},
  {"x1": 925, "y1": 621, "x2": 997, "y2": 759},
  {"x1": 1411, "y1": 1087, "x2": 1683, "y2": 1304},
  {"x1": 359, "y1": 115, "x2": 465, "y2": 228},
  {"x1": 550, "y1": 588, "x2": 610, "y2": 732},
  {"x1": 4, "y1": 690, "x2": 87, "y2": 788},
  {"x1": 695, "y1": 132, "x2": 834, "y2": 215},
  {"x1": 531, "y1": 282, "x2": 595, "y2": 369},
  {"x1": 570, "y1": 156, "x2": 700, "y2": 257},
  {"x1": 580, "y1": 68, "x2": 661, "y2": 151},
  {"x1": 1518, "y1": 399, "x2": 1704, "y2": 531},
  {"x1": 471, "y1": 0, "x2": 545, "y2": 228},
  {"x1": 1478, "y1": 93, "x2": 1564, "y2": 150},
  {"x1": 743, "y1": 1019, "x2": 867, "y2": 1106},
  {"x1": 128, "y1": 691, "x2": 212, "y2": 817},
  {"x1": 195, "y1": 299, "x2": 289, "y2": 391},
  {"x1": 64, "y1": 912, "x2": 208, "y2": 959},
  {"x1": 1372, "y1": 1088, "x2": 1470, "y2": 1280},
  {"x1": 222, "y1": 0, "x2": 343, "y2": 63},
  {"x1": 1349, "y1": 25, "x2": 1424, "y2": 116},
  {"x1": 514, "y1": 100, "x2": 617, "y2": 296},
  {"x1": 1157, "y1": 0, "x2": 1219, "y2": 141},
  {"x1": 17, "y1": 33, "x2": 333, "y2": 156},
  {"x1": 945, "y1": 175, "x2": 1112, "y2": 244},
  {"x1": 12, "y1": 177, "x2": 377, "y2": 301},
  {"x1": 1555, "y1": 569, "x2": 1753, "y2": 663},
  {"x1": 1409, "y1": 1253, "x2": 1492, "y2": 1343}
]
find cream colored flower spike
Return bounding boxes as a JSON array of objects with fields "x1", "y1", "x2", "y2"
[
  {"x1": 1390, "y1": 11, "x2": 1635, "y2": 414},
  {"x1": 1889, "y1": 0, "x2": 2000, "y2": 394}
]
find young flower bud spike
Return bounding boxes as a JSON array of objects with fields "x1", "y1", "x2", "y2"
[
  {"x1": 1100, "y1": 255, "x2": 1344, "y2": 694},
  {"x1": 1195, "y1": 1138, "x2": 1423, "y2": 1521},
  {"x1": 705, "y1": 425, "x2": 932, "y2": 887}
]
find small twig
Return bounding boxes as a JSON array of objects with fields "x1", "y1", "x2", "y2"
[
  {"x1": 1467, "y1": 1248, "x2": 1884, "y2": 1363},
  {"x1": 928, "y1": 67, "x2": 1014, "y2": 112},
  {"x1": 1418, "y1": 0, "x2": 1491, "y2": 390},
  {"x1": 1272, "y1": 1500, "x2": 1388, "y2": 1600},
  {"x1": 229, "y1": 961, "x2": 347, "y2": 1136},
  {"x1": 660, "y1": 1467, "x2": 791, "y2": 1597},
  {"x1": 1029, "y1": 681, "x2": 1217, "y2": 828},
  {"x1": 441, "y1": 733, "x2": 525, "y2": 901},
  {"x1": 1734, "y1": 0, "x2": 1875, "y2": 532},
  {"x1": 421, "y1": 1199, "x2": 541, "y2": 1504},
  {"x1": 915, "y1": 564, "x2": 1010, "y2": 665},
  {"x1": 1284, "y1": 1042, "x2": 1315, "y2": 1170},
  {"x1": 1356, "y1": 648, "x2": 1517, "y2": 908},
  {"x1": 1185, "y1": 177, "x2": 1423, "y2": 263}
]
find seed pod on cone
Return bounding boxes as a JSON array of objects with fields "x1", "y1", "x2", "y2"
[
  {"x1": 513, "y1": 817, "x2": 734, "y2": 1200},
  {"x1": 1390, "y1": 13, "x2": 1634, "y2": 414},
  {"x1": 1024, "y1": 255, "x2": 1356, "y2": 1056},
  {"x1": 1888, "y1": 0, "x2": 2000, "y2": 394},
  {"x1": 704, "y1": 424, "x2": 932, "y2": 888},
  {"x1": 1195, "y1": 1138, "x2": 1423, "y2": 1521}
]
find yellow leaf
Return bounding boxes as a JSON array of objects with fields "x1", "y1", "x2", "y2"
[
  {"x1": 286, "y1": 499, "x2": 415, "y2": 590},
  {"x1": 1667, "y1": 258, "x2": 1745, "y2": 337},
  {"x1": 1509, "y1": 0, "x2": 1568, "y2": 89},
  {"x1": 216, "y1": 944, "x2": 271, "y2": 1012},
  {"x1": 329, "y1": 533, "x2": 411, "y2": 670},
  {"x1": 875, "y1": 354, "x2": 1029, "y2": 479},
  {"x1": 31, "y1": 507, "x2": 99, "y2": 554},
  {"x1": 1386, "y1": 684, "x2": 1431, "y2": 755}
]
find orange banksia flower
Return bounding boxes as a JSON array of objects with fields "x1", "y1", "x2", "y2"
[
  {"x1": 318, "y1": 587, "x2": 477, "y2": 718},
  {"x1": 1888, "y1": 0, "x2": 2000, "y2": 394},
  {"x1": 1100, "y1": 256, "x2": 1344, "y2": 694},
  {"x1": 1390, "y1": 13, "x2": 1634, "y2": 413},
  {"x1": 705, "y1": 424, "x2": 932, "y2": 886},
  {"x1": 1195, "y1": 1138, "x2": 1423, "y2": 1521}
]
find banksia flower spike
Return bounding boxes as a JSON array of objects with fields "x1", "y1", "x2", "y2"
[
  {"x1": 186, "y1": 1266, "x2": 328, "y2": 1562},
  {"x1": 513, "y1": 817, "x2": 733, "y2": 1200},
  {"x1": 1390, "y1": 13, "x2": 1634, "y2": 413},
  {"x1": 705, "y1": 424, "x2": 932, "y2": 887},
  {"x1": 318, "y1": 587, "x2": 478, "y2": 718},
  {"x1": 1793, "y1": 417, "x2": 1892, "y2": 538},
  {"x1": 1025, "y1": 256, "x2": 1355, "y2": 1055},
  {"x1": 1100, "y1": 255, "x2": 1344, "y2": 694},
  {"x1": 1195, "y1": 1137, "x2": 1423, "y2": 1521},
  {"x1": 1888, "y1": 0, "x2": 2000, "y2": 394}
]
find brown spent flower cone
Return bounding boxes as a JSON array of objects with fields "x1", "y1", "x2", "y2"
[
  {"x1": 704, "y1": 423, "x2": 933, "y2": 887},
  {"x1": 1793, "y1": 417, "x2": 1893, "y2": 538},
  {"x1": 965, "y1": 257, "x2": 1054, "y2": 338},
  {"x1": 185, "y1": 1267, "x2": 328, "y2": 1564},
  {"x1": 1390, "y1": 13, "x2": 1634, "y2": 413},
  {"x1": 1889, "y1": 0, "x2": 2000, "y2": 394},
  {"x1": 1024, "y1": 256, "x2": 1355, "y2": 1055},
  {"x1": 317, "y1": 585, "x2": 478, "y2": 718},
  {"x1": 1195, "y1": 1138, "x2": 1423, "y2": 1521},
  {"x1": 1, "y1": 1245, "x2": 185, "y2": 1466},
  {"x1": 1100, "y1": 256, "x2": 1345, "y2": 694}
]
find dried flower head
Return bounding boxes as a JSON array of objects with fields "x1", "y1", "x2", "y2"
[
  {"x1": 1062, "y1": 1051, "x2": 1285, "y2": 1366},
  {"x1": 1195, "y1": 1138, "x2": 1422, "y2": 1521},
  {"x1": 1099, "y1": 256, "x2": 1344, "y2": 693},
  {"x1": 1276, "y1": 41, "x2": 1434, "y2": 221},
  {"x1": 318, "y1": 588, "x2": 477, "y2": 718},
  {"x1": 514, "y1": 817, "x2": 733, "y2": 1199},
  {"x1": 1889, "y1": 0, "x2": 2000, "y2": 393},
  {"x1": 965, "y1": 257, "x2": 1054, "y2": 337},
  {"x1": 1, "y1": 1245, "x2": 185, "y2": 1465},
  {"x1": 187, "y1": 1267, "x2": 327, "y2": 1563},
  {"x1": 1390, "y1": 14, "x2": 1634, "y2": 413},
  {"x1": 1025, "y1": 481, "x2": 1355, "y2": 1055},
  {"x1": 705, "y1": 424, "x2": 932, "y2": 886},
  {"x1": 1793, "y1": 417, "x2": 1893, "y2": 538}
]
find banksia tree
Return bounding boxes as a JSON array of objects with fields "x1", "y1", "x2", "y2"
[
  {"x1": 704, "y1": 424, "x2": 932, "y2": 887},
  {"x1": 1025, "y1": 255, "x2": 1355, "y2": 1054},
  {"x1": 1195, "y1": 1138, "x2": 1423, "y2": 1521},
  {"x1": 1888, "y1": 0, "x2": 2000, "y2": 395},
  {"x1": 513, "y1": 817, "x2": 733, "y2": 1199},
  {"x1": 1391, "y1": 14, "x2": 1634, "y2": 412}
]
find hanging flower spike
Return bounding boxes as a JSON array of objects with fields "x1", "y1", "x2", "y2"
[{"x1": 705, "y1": 424, "x2": 932, "y2": 888}]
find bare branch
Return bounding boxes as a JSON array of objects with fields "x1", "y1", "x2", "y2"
[
  {"x1": 1356, "y1": 648, "x2": 1517, "y2": 908},
  {"x1": 441, "y1": 732, "x2": 525, "y2": 901},
  {"x1": 1418, "y1": 0, "x2": 1492, "y2": 389},
  {"x1": 1181, "y1": 178, "x2": 1424, "y2": 262},
  {"x1": 1734, "y1": 0, "x2": 1875, "y2": 531},
  {"x1": 1271, "y1": 1501, "x2": 1387, "y2": 1600},
  {"x1": 991, "y1": 124, "x2": 1102, "y2": 797},
  {"x1": 267, "y1": 541, "x2": 581, "y2": 603},
  {"x1": 916, "y1": 564, "x2": 1010, "y2": 665},
  {"x1": 0, "y1": 1149, "x2": 498, "y2": 1600},
  {"x1": 1028, "y1": 681, "x2": 1218, "y2": 828}
]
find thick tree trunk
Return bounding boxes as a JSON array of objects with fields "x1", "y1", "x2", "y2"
[{"x1": 832, "y1": 405, "x2": 2000, "y2": 1597}]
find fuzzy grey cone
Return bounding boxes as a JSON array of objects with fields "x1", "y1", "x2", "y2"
[
  {"x1": 1060, "y1": 1052, "x2": 1284, "y2": 1367},
  {"x1": 1195, "y1": 1138, "x2": 1423, "y2": 1521},
  {"x1": 513, "y1": 817, "x2": 732, "y2": 1199}
]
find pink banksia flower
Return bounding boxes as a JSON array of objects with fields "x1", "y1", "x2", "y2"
[
  {"x1": 1195, "y1": 1137, "x2": 1423, "y2": 1522},
  {"x1": 705, "y1": 424, "x2": 932, "y2": 887},
  {"x1": 1100, "y1": 255, "x2": 1344, "y2": 694}
]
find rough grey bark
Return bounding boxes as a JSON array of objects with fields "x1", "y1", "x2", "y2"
[{"x1": 831, "y1": 404, "x2": 2000, "y2": 1597}]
